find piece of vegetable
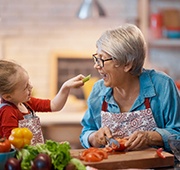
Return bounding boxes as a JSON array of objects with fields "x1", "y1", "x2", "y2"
[
  {"x1": 93, "y1": 149, "x2": 108, "y2": 159},
  {"x1": 9, "y1": 127, "x2": 33, "y2": 149},
  {"x1": 68, "y1": 158, "x2": 86, "y2": 170},
  {"x1": 84, "y1": 152, "x2": 103, "y2": 162},
  {"x1": 156, "y1": 148, "x2": 165, "y2": 159},
  {"x1": 79, "y1": 147, "x2": 108, "y2": 162},
  {"x1": 4, "y1": 157, "x2": 21, "y2": 170},
  {"x1": 0, "y1": 137, "x2": 11, "y2": 153},
  {"x1": 111, "y1": 138, "x2": 128, "y2": 151},
  {"x1": 82, "y1": 74, "x2": 91, "y2": 83},
  {"x1": 31, "y1": 153, "x2": 52, "y2": 170},
  {"x1": 16, "y1": 140, "x2": 71, "y2": 170},
  {"x1": 64, "y1": 162, "x2": 76, "y2": 170},
  {"x1": 102, "y1": 147, "x2": 113, "y2": 153}
]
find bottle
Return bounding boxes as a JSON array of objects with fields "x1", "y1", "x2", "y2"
[{"x1": 150, "y1": 12, "x2": 163, "y2": 39}]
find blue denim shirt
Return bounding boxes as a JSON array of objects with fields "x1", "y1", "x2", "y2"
[{"x1": 80, "y1": 69, "x2": 180, "y2": 151}]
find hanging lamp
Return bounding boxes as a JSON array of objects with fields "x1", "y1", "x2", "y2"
[{"x1": 77, "y1": 0, "x2": 106, "y2": 19}]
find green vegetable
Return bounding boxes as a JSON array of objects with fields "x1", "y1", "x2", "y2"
[
  {"x1": 69, "y1": 158, "x2": 86, "y2": 170},
  {"x1": 82, "y1": 74, "x2": 91, "y2": 83},
  {"x1": 16, "y1": 140, "x2": 71, "y2": 170}
]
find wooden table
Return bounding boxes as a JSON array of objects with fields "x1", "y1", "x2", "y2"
[{"x1": 70, "y1": 148, "x2": 174, "y2": 169}]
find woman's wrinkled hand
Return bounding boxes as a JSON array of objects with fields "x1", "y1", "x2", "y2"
[
  {"x1": 89, "y1": 126, "x2": 112, "y2": 148},
  {"x1": 125, "y1": 131, "x2": 150, "y2": 151}
]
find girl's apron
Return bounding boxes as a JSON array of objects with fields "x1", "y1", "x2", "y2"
[
  {"x1": 18, "y1": 103, "x2": 44, "y2": 145},
  {"x1": 101, "y1": 98, "x2": 157, "y2": 138},
  {"x1": 0, "y1": 103, "x2": 44, "y2": 145}
]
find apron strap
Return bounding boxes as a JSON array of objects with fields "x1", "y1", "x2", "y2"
[
  {"x1": 23, "y1": 103, "x2": 35, "y2": 116},
  {"x1": 144, "y1": 98, "x2": 151, "y2": 109},
  {"x1": 0, "y1": 103, "x2": 10, "y2": 108},
  {"x1": 101, "y1": 100, "x2": 108, "y2": 111},
  {"x1": 101, "y1": 98, "x2": 151, "y2": 111}
]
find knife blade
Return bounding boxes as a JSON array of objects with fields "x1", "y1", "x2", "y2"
[{"x1": 105, "y1": 136, "x2": 120, "y2": 148}]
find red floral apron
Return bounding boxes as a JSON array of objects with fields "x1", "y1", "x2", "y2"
[
  {"x1": 101, "y1": 98, "x2": 157, "y2": 138},
  {"x1": 18, "y1": 104, "x2": 44, "y2": 145},
  {"x1": 0, "y1": 103, "x2": 44, "y2": 145}
]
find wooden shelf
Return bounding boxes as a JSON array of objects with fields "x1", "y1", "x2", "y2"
[
  {"x1": 149, "y1": 38, "x2": 180, "y2": 47},
  {"x1": 138, "y1": 0, "x2": 180, "y2": 49}
]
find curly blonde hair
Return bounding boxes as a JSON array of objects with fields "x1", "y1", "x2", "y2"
[{"x1": 0, "y1": 60, "x2": 26, "y2": 95}]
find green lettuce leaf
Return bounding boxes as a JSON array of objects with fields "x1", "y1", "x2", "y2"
[{"x1": 16, "y1": 140, "x2": 71, "y2": 170}]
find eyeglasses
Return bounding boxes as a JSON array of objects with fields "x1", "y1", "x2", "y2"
[{"x1": 92, "y1": 53, "x2": 113, "y2": 67}]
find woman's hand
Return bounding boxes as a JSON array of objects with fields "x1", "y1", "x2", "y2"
[
  {"x1": 125, "y1": 131, "x2": 150, "y2": 151},
  {"x1": 125, "y1": 131, "x2": 163, "y2": 151},
  {"x1": 89, "y1": 126, "x2": 112, "y2": 148}
]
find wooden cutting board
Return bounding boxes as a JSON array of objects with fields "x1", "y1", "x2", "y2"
[{"x1": 70, "y1": 148, "x2": 174, "y2": 169}]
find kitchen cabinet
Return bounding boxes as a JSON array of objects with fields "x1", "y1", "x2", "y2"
[
  {"x1": 37, "y1": 95, "x2": 87, "y2": 149},
  {"x1": 138, "y1": 0, "x2": 180, "y2": 79},
  {"x1": 41, "y1": 124, "x2": 83, "y2": 149},
  {"x1": 37, "y1": 110, "x2": 85, "y2": 149}
]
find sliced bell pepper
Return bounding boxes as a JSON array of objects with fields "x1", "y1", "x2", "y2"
[
  {"x1": 9, "y1": 127, "x2": 33, "y2": 149},
  {"x1": 156, "y1": 148, "x2": 166, "y2": 159}
]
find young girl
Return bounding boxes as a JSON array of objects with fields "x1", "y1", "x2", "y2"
[{"x1": 0, "y1": 59, "x2": 86, "y2": 145}]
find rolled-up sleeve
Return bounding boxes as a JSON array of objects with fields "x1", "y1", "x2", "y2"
[{"x1": 154, "y1": 77, "x2": 180, "y2": 151}]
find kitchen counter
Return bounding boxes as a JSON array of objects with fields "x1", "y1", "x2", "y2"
[
  {"x1": 36, "y1": 111, "x2": 84, "y2": 126},
  {"x1": 37, "y1": 111, "x2": 85, "y2": 149},
  {"x1": 71, "y1": 148, "x2": 175, "y2": 169}
]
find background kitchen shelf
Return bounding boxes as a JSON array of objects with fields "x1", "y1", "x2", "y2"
[
  {"x1": 138, "y1": 0, "x2": 180, "y2": 80},
  {"x1": 149, "y1": 39, "x2": 180, "y2": 47}
]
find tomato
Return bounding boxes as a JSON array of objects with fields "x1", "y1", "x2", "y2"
[
  {"x1": 156, "y1": 148, "x2": 165, "y2": 159},
  {"x1": 80, "y1": 147, "x2": 108, "y2": 162},
  {"x1": 112, "y1": 138, "x2": 128, "y2": 151},
  {"x1": 84, "y1": 152, "x2": 103, "y2": 162},
  {"x1": 0, "y1": 137, "x2": 11, "y2": 153},
  {"x1": 94, "y1": 149, "x2": 108, "y2": 159},
  {"x1": 79, "y1": 148, "x2": 97, "y2": 160},
  {"x1": 102, "y1": 146, "x2": 113, "y2": 153}
]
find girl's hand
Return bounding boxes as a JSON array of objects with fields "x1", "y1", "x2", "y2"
[
  {"x1": 63, "y1": 74, "x2": 85, "y2": 89},
  {"x1": 51, "y1": 74, "x2": 86, "y2": 111}
]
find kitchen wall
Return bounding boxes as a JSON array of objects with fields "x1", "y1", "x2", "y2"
[
  {"x1": 0, "y1": 0, "x2": 138, "y2": 99},
  {"x1": 1, "y1": 0, "x2": 180, "y2": 99},
  {"x1": 1, "y1": 0, "x2": 180, "y2": 148}
]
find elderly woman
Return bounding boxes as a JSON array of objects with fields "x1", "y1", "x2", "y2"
[{"x1": 80, "y1": 24, "x2": 180, "y2": 152}]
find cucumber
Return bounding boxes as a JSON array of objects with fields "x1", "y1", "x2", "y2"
[{"x1": 82, "y1": 74, "x2": 91, "y2": 83}]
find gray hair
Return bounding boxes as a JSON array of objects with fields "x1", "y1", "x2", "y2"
[{"x1": 96, "y1": 24, "x2": 147, "y2": 76}]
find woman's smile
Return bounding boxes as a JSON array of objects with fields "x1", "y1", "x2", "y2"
[{"x1": 99, "y1": 71, "x2": 108, "y2": 80}]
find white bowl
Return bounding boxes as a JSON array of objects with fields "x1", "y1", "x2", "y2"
[{"x1": 0, "y1": 149, "x2": 16, "y2": 170}]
